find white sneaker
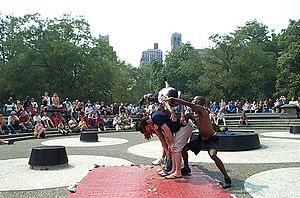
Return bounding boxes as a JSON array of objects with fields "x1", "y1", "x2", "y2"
[
  {"x1": 104, "y1": 127, "x2": 106, "y2": 131},
  {"x1": 152, "y1": 158, "x2": 163, "y2": 165}
]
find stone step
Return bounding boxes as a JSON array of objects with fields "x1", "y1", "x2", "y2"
[
  {"x1": 226, "y1": 126, "x2": 291, "y2": 130},
  {"x1": 1, "y1": 128, "x2": 137, "y2": 142}
]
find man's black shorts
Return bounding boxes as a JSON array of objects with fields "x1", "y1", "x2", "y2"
[{"x1": 186, "y1": 132, "x2": 219, "y2": 155}]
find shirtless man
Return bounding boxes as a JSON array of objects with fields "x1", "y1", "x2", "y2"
[{"x1": 165, "y1": 96, "x2": 232, "y2": 188}]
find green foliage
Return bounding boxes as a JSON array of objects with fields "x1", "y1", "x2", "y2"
[
  {"x1": 276, "y1": 20, "x2": 300, "y2": 98},
  {"x1": 0, "y1": 13, "x2": 133, "y2": 105},
  {"x1": 160, "y1": 43, "x2": 204, "y2": 100},
  {"x1": 0, "y1": 13, "x2": 297, "y2": 106},
  {"x1": 200, "y1": 20, "x2": 277, "y2": 101}
]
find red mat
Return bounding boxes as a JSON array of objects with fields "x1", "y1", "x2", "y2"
[{"x1": 66, "y1": 165, "x2": 232, "y2": 198}]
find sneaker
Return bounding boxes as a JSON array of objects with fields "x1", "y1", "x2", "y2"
[
  {"x1": 8, "y1": 140, "x2": 14, "y2": 145},
  {"x1": 152, "y1": 158, "x2": 164, "y2": 165},
  {"x1": 98, "y1": 128, "x2": 101, "y2": 132},
  {"x1": 222, "y1": 177, "x2": 232, "y2": 188},
  {"x1": 181, "y1": 167, "x2": 191, "y2": 175}
]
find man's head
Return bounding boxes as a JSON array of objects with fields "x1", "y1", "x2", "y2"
[
  {"x1": 192, "y1": 96, "x2": 205, "y2": 106},
  {"x1": 135, "y1": 116, "x2": 154, "y2": 140}
]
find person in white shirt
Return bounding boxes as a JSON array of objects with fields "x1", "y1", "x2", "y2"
[
  {"x1": 41, "y1": 112, "x2": 54, "y2": 128},
  {"x1": 216, "y1": 109, "x2": 227, "y2": 126}
]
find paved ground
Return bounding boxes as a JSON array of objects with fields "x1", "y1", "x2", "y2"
[{"x1": 0, "y1": 129, "x2": 299, "y2": 198}]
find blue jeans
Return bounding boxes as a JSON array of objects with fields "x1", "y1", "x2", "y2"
[
  {"x1": 8, "y1": 125, "x2": 16, "y2": 134},
  {"x1": 1, "y1": 125, "x2": 10, "y2": 134}
]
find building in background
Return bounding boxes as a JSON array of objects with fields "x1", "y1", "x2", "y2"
[
  {"x1": 139, "y1": 43, "x2": 163, "y2": 66},
  {"x1": 99, "y1": 34, "x2": 109, "y2": 44},
  {"x1": 171, "y1": 32, "x2": 182, "y2": 50}
]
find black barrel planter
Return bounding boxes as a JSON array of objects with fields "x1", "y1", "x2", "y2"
[
  {"x1": 218, "y1": 131, "x2": 261, "y2": 151},
  {"x1": 290, "y1": 126, "x2": 300, "y2": 134},
  {"x1": 189, "y1": 131, "x2": 261, "y2": 151},
  {"x1": 28, "y1": 146, "x2": 68, "y2": 170},
  {"x1": 80, "y1": 131, "x2": 99, "y2": 142}
]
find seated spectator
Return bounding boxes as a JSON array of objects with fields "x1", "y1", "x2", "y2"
[
  {"x1": 209, "y1": 110, "x2": 216, "y2": 124},
  {"x1": 0, "y1": 138, "x2": 14, "y2": 145},
  {"x1": 238, "y1": 111, "x2": 249, "y2": 127},
  {"x1": 99, "y1": 101, "x2": 108, "y2": 115},
  {"x1": 216, "y1": 109, "x2": 227, "y2": 126},
  {"x1": 113, "y1": 114, "x2": 122, "y2": 130},
  {"x1": 87, "y1": 111, "x2": 97, "y2": 127},
  {"x1": 14, "y1": 100, "x2": 24, "y2": 116},
  {"x1": 59, "y1": 104, "x2": 68, "y2": 121},
  {"x1": 288, "y1": 97, "x2": 297, "y2": 106},
  {"x1": 40, "y1": 91, "x2": 51, "y2": 112},
  {"x1": 235, "y1": 100, "x2": 242, "y2": 114},
  {"x1": 41, "y1": 112, "x2": 55, "y2": 128},
  {"x1": 32, "y1": 113, "x2": 42, "y2": 125},
  {"x1": 34, "y1": 119, "x2": 46, "y2": 138},
  {"x1": 63, "y1": 98, "x2": 73, "y2": 115},
  {"x1": 226, "y1": 101, "x2": 236, "y2": 113},
  {"x1": 210, "y1": 101, "x2": 219, "y2": 113},
  {"x1": 274, "y1": 98, "x2": 281, "y2": 113},
  {"x1": 77, "y1": 116, "x2": 88, "y2": 131},
  {"x1": 30, "y1": 97, "x2": 39, "y2": 113},
  {"x1": 0, "y1": 114, "x2": 10, "y2": 134},
  {"x1": 242, "y1": 101, "x2": 251, "y2": 113},
  {"x1": 58, "y1": 119, "x2": 71, "y2": 135},
  {"x1": 68, "y1": 116, "x2": 79, "y2": 132},
  {"x1": 7, "y1": 111, "x2": 20, "y2": 134},
  {"x1": 268, "y1": 98, "x2": 275, "y2": 113},
  {"x1": 85, "y1": 103, "x2": 94, "y2": 116},
  {"x1": 278, "y1": 96, "x2": 286, "y2": 108},
  {"x1": 123, "y1": 113, "x2": 134, "y2": 129},
  {"x1": 23, "y1": 96, "x2": 31, "y2": 111},
  {"x1": 95, "y1": 115, "x2": 105, "y2": 131},
  {"x1": 255, "y1": 101, "x2": 263, "y2": 113},
  {"x1": 19, "y1": 111, "x2": 34, "y2": 131},
  {"x1": 251, "y1": 101, "x2": 257, "y2": 113},
  {"x1": 102, "y1": 114, "x2": 109, "y2": 128},
  {"x1": 119, "y1": 112, "x2": 127, "y2": 125},
  {"x1": 5, "y1": 98, "x2": 14, "y2": 116},
  {"x1": 51, "y1": 112, "x2": 63, "y2": 128},
  {"x1": 219, "y1": 99, "x2": 226, "y2": 113},
  {"x1": 119, "y1": 103, "x2": 127, "y2": 115},
  {"x1": 263, "y1": 99, "x2": 269, "y2": 113},
  {"x1": 52, "y1": 93, "x2": 63, "y2": 108}
]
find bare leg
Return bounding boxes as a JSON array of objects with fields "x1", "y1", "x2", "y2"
[
  {"x1": 182, "y1": 146, "x2": 189, "y2": 169},
  {"x1": 168, "y1": 152, "x2": 175, "y2": 174},
  {"x1": 209, "y1": 149, "x2": 229, "y2": 178},
  {"x1": 209, "y1": 149, "x2": 231, "y2": 188}
]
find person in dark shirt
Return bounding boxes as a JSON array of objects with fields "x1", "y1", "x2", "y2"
[{"x1": 136, "y1": 111, "x2": 193, "y2": 179}]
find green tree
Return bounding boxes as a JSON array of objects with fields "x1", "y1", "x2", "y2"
[
  {"x1": 0, "y1": 13, "x2": 120, "y2": 104},
  {"x1": 160, "y1": 43, "x2": 204, "y2": 100},
  {"x1": 201, "y1": 20, "x2": 277, "y2": 101},
  {"x1": 276, "y1": 19, "x2": 300, "y2": 98}
]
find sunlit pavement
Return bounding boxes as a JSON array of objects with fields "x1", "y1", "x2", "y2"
[{"x1": 0, "y1": 130, "x2": 299, "y2": 198}]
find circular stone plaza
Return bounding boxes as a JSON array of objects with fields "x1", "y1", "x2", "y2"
[{"x1": 0, "y1": 129, "x2": 299, "y2": 198}]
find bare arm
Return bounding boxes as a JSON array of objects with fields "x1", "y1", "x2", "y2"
[
  {"x1": 153, "y1": 129, "x2": 168, "y2": 150},
  {"x1": 164, "y1": 97, "x2": 202, "y2": 113},
  {"x1": 160, "y1": 123, "x2": 175, "y2": 152}
]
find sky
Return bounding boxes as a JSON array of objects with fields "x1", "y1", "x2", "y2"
[{"x1": 1, "y1": 0, "x2": 300, "y2": 67}]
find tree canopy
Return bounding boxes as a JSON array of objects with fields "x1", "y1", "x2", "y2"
[{"x1": 0, "y1": 13, "x2": 298, "y2": 107}]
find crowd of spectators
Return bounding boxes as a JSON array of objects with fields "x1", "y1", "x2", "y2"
[
  {"x1": 0, "y1": 91, "x2": 139, "y2": 136},
  {"x1": 1, "y1": 92, "x2": 300, "y2": 135}
]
